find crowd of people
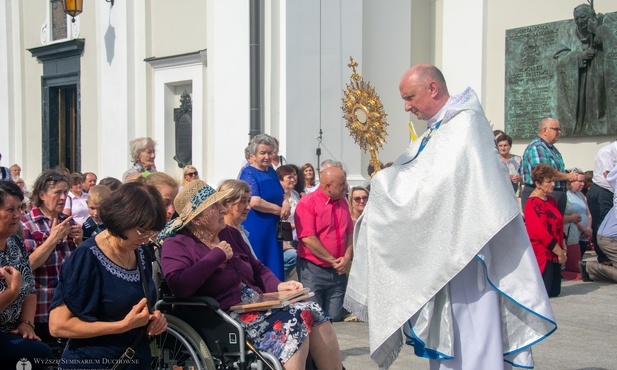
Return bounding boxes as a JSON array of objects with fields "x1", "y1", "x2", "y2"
[
  {"x1": 1, "y1": 65, "x2": 617, "y2": 370},
  {"x1": 0, "y1": 135, "x2": 360, "y2": 369},
  {"x1": 493, "y1": 117, "x2": 616, "y2": 298}
]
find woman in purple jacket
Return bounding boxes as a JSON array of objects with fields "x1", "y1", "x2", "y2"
[{"x1": 158, "y1": 180, "x2": 343, "y2": 370}]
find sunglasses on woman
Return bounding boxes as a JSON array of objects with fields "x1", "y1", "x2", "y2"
[
  {"x1": 353, "y1": 196, "x2": 369, "y2": 203},
  {"x1": 186, "y1": 171, "x2": 199, "y2": 177}
]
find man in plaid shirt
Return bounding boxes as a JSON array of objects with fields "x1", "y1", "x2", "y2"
[{"x1": 520, "y1": 117, "x2": 579, "y2": 213}]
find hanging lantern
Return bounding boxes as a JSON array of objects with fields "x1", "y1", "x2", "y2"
[{"x1": 62, "y1": 0, "x2": 84, "y2": 23}]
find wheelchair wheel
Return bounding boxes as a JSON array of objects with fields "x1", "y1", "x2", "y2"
[{"x1": 151, "y1": 314, "x2": 216, "y2": 370}]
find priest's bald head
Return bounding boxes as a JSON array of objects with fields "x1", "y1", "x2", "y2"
[{"x1": 399, "y1": 64, "x2": 450, "y2": 121}]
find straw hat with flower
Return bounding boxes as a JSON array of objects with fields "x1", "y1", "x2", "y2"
[{"x1": 157, "y1": 179, "x2": 233, "y2": 242}]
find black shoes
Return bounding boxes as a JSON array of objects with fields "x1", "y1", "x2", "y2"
[{"x1": 579, "y1": 261, "x2": 591, "y2": 282}]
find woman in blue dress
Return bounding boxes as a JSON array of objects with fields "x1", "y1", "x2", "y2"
[
  {"x1": 49, "y1": 182, "x2": 168, "y2": 369},
  {"x1": 240, "y1": 134, "x2": 291, "y2": 280}
]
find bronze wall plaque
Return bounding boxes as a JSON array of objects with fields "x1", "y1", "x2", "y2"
[
  {"x1": 174, "y1": 91, "x2": 193, "y2": 168},
  {"x1": 505, "y1": 7, "x2": 617, "y2": 138}
]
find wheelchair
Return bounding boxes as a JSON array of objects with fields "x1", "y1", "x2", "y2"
[
  {"x1": 146, "y1": 241, "x2": 284, "y2": 370},
  {"x1": 151, "y1": 294, "x2": 283, "y2": 370}
]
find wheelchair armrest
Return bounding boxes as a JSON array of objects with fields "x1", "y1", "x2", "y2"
[{"x1": 156, "y1": 295, "x2": 220, "y2": 310}]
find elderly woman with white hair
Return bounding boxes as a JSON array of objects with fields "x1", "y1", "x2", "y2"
[
  {"x1": 122, "y1": 137, "x2": 157, "y2": 182},
  {"x1": 239, "y1": 134, "x2": 291, "y2": 280}
]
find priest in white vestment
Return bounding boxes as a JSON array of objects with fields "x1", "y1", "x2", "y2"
[{"x1": 344, "y1": 64, "x2": 557, "y2": 370}]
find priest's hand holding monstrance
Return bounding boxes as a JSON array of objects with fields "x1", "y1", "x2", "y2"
[{"x1": 341, "y1": 57, "x2": 389, "y2": 176}]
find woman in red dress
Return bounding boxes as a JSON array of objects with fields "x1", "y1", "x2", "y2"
[{"x1": 524, "y1": 164, "x2": 568, "y2": 297}]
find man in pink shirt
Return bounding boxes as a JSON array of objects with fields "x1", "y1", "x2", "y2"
[{"x1": 294, "y1": 166, "x2": 353, "y2": 321}]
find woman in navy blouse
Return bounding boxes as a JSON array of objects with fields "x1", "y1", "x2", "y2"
[{"x1": 49, "y1": 182, "x2": 168, "y2": 369}]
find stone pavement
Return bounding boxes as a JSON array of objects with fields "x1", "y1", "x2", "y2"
[{"x1": 333, "y1": 254, "x2": 617, "y2": 370}]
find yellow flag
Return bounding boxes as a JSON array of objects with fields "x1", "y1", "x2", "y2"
[{"x1": 408, "y1": 121, "x2": 418, "y2": 142}]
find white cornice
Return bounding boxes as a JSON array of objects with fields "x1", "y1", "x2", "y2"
[{"x1": 145, "y1": 49, "x2": 207, "y2": 70}]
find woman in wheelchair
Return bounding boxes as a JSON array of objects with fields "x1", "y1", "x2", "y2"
[
  {"x1": 48, "y1": 182, "x2": 168, "y2": 369},
  {"x1": 158, "y1": 180, "x2": 343, "y2": 370}
]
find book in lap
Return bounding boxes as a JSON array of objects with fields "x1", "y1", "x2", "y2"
[{"x1": 230, "y1": 288, "x2": 313, "y2": 312}]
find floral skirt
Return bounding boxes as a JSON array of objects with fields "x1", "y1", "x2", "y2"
[{"x1": 230, "y1": 301, "x2": 330, "y2": 363}]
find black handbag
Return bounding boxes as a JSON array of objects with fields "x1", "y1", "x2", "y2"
[{"x1": 276, "y1": 221, "x2": 293, "y2": 242}]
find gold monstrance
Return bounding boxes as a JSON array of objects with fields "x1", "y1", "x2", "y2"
[{"x1": 341, "y1": 57, "x2": 388, "y2": 175}]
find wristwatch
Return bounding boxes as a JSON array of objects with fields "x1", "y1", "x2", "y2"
[{"x1": 20, "y1": 320, "x2": 35, "y2": 330}]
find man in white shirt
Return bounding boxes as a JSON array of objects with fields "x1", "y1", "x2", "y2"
[{"x1": 587, "y1": 141, "x2": 617, "y2": 263}]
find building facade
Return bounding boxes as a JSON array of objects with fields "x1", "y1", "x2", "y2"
[{"x1": 1, "y1": 0, "x2": 615, "y2": 187}]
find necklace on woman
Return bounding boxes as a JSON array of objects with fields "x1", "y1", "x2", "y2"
[{"x1": 105, "y1": 232, "x2": 132, "y2": 269}]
